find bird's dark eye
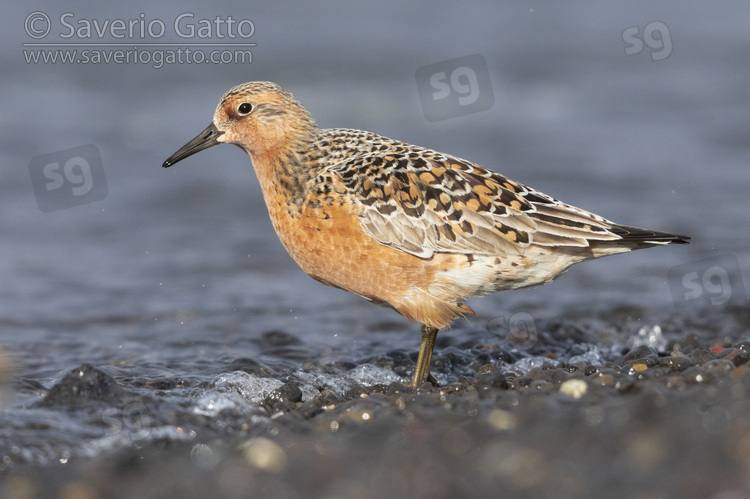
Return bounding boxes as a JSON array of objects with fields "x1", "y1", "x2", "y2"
[{"x1": 237, "y1": 102, "x2": 253, "y2": 115}]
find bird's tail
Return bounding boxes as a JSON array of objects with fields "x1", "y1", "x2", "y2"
[
  {"x1": 589, "y1": 224, "x2": 690, "y2": 258},
  {"x1": 608, "y1": 224, "x2": 691, "y2": 245}
]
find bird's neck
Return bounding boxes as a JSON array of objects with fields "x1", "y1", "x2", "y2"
[{"x1": 247, "y1": 131, "x2": 320, "y2": 211}]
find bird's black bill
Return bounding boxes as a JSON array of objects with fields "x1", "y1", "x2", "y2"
[{"x1": 162, "y1": 122, "x2": 224, "y2": 168}]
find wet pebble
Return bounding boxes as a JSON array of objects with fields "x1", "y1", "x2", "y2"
[
  {"x1": 263, "y1": 382, "x2": 303, "y2": 414},
  {"x1": 559, "y1": 379, "x2": 588, "y2": 398},
  {"x1": 590, "y1": 367, "x2": 619, "y2": 386},
  {"x1": 735, "y1": 339, "x2": 750, "y2": 355},
  {"x1": 615, "y1": 345, "x2": 659, "y2": 369},
  {"x1": 718, "y1": 348, "x2": 750, "y2": 367},
  {"x1": 476, "y1": 363, "x2": 497, "y2": 375},
  {"x1": 40, "y1": 364, "x2": 127, "y2": 407},
  {"x1": 687, "y1": 348, "x2": 718, "y2": 366},
  {"x1": 658, "y1": 355, "x2": 693, "y2": 372}
]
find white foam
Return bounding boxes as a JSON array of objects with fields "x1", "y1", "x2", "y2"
[
  {"x1": 192, "y1": 371, "x2": 283, "y2": 416},
  {"x1": 629, "y1": 324, "x2": 667, "y2": 351},
  {"x1": 505, "y1": 356, "x2": 561, "y2": 375},
  {"x1": 344, "y1": 364, "x2": 403, "y2": 386},
  {"x1": 567, "y1": 345, "x2": 606, "y2": 366},
  {"x1": 294, "y1": 364, "x2": 403, "y2": 398}
]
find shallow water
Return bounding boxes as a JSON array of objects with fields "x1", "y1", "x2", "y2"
[{"x1": 2, "y1": 1, "x2": 750, "y2": 497}]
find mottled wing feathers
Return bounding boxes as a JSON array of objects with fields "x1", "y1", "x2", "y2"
[
  {"x1": 358, "y1": 168, "x2": 523, "y2": 258},
  {"x1": 317, "y1": 129, "x2": 685, "y2": 259}
]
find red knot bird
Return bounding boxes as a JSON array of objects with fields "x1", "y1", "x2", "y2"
[{"x1": 163, "y1": 81, "x2": 690, "y2": 387}]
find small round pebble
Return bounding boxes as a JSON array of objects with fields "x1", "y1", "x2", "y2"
[{"x1": 559, "y1": 379, "x2": 588, "y2": 398}]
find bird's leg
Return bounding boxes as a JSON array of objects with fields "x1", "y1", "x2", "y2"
[{"x1": 408, "y1": 325, "x2": 439, "y2": 387}]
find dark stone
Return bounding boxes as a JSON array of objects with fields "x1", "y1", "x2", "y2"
[
  {"x1": 345, "y1": 384, "x2": 369, "y2": 399},
  {"x1": 658, "y1": 355, "x2": 693, "y2": 372},
  {"x1": 263, "y1": 381, "x2": 303, "y2": 414},
  {"x1": 735, "y1": 339, "x2": 750, "y2": 354},
  {"x1": 40, "y1": 364, "x2": 126, "y2": 406},
  {"x1": 719, "y1": 348, "x2": 750, "y2": 366},
  {"x1": 686, "y1": 349, "x2": 718, "y2": 366},
  {"x1": 615, "y1": 345, "x2": 659, "y2": 367}
]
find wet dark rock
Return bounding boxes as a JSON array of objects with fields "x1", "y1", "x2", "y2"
[
  {"x1": 17, "y1": 377, "x2": 47, "y2": 393},
  {"x1": 718, "y1": 348, "x2": 750, "y2": 366},
  {"x1": 524, "y1": 366, "x2": 569, "y2": 384},
  {"x1": 298, "y1": 398, "x2": 325, "y2": 420},
  {"x1": 442, "y1": 382, "x2": 466, "y2": 393},
  {"x1": 365, "y1": 384, "x2": 391, "y2": 396},
  {"x1": 414, "y1": 381, "x2": 437, "y2": 393},
  {"x1": 508, "y1": 376, "x2": 531, "y2": 389},
  {"x1": 487, "y1": 348, "x2": 519, "y2": 365},
  {"x1": 344, "y1": 384, "x2": 368, "y2": 399},
  {"x1": 263, "y1": 382, "x2": 303, "y2": 414},
  {"x1": 132, "y1": 377, "x2": 190, "y2": 390},
  {"x1": 642, "y1": 365, "x2": 673, "y2": 379},
  {"x1": 565, "y1": 362, "x2": 584, "y2": 373},
  {"x1": 526, "y1": 379, "x2": 555, "y2": 393},
  {"x1": 735, "y1": 339, "x2": 750, "y2": 355},
  {"x1": 686, "y1": 349, "x2": 718, "y2": 366},
  {"x1": 615, "y1": 345, "x2": 659, "y2": 367},
  {"x1": 584, "y1": 365, "x2": 599, "y2": 376},
  {"x1": 658, "y1": 355, "x2": 693, "y2": 372},
  {"x1": 276, "y1": 382, "x2": 304, "y2": 403},
  {"x1": 612, "y1": 376, "x2": 637, "y2": 393},
  {"x1": 40, "y1": 364, "x2": 127, "y2": 407},
  {"x1": 476, "y1": 364, "x2": 496, "y2": 375},
  {"x1": 386, "y1": 382, "x2": 409, "y2": 395}
]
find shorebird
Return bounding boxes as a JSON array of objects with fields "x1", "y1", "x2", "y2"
[{"x1": 163, "y1": 81, "x2": 689, "y2": 387}]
